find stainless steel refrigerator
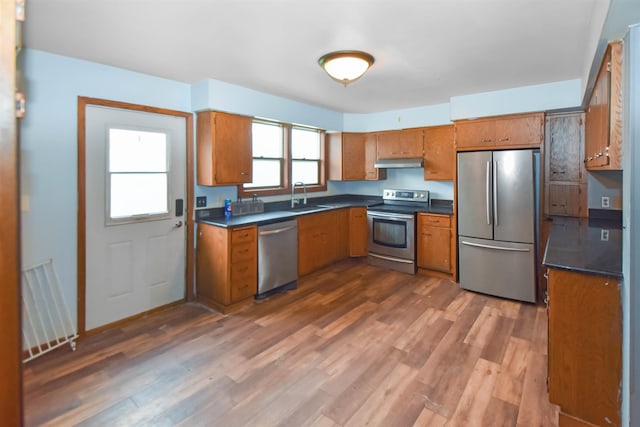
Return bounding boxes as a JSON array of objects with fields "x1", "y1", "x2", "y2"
[{"x1": 457, "y1": 149, "x2": 539, "y2": 303}]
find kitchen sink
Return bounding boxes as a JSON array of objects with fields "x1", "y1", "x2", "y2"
[{"x1": 287, "y1": 204, "x2": 334, "y2": 213}]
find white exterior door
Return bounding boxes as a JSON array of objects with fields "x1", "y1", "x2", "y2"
[{"x1": 85, "y1": 105, "x2": 186, "y2": 331}]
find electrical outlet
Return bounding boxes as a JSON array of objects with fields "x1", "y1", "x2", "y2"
[
  {"x1": 601, "y1": 229, "x2": 610, "y2": 241},
  {"x1": 196, "y1": 196, "x2": 207, "y2": 207},
  {"x1": 601, "y1": 196, "x2": 610, "y2": 208}
]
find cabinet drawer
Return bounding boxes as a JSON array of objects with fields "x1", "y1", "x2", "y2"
[
  {"x1": 231, "y1": 242, "x2": 255, "y2": 263},
  {"x1": 230, "y1": 259, "x2": 255, "y2": 281},
  {"x1": 231, "y1": 227, "x2": 256, "y2": 244},
  {"x1": 230, "y1": 276, "x2": 257, "y2": 302},
  {"x1": 419, "y1": 214, "x2": 451, "y2": 228}
]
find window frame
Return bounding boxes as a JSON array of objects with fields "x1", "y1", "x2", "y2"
[{"x1": 238, "y1": 120, "x2": 327, "y2": 198}]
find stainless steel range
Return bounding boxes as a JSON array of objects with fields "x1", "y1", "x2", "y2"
[{"x1": 367, "y1": 189, "x2": 429, "y2": 274}]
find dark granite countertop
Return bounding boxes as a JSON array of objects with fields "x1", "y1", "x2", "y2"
[
  {"x1": 196, "y1": 194, "x2": 453, "y2": 228},
  {"x1": 542, "y1": 213, "x2": 623, "y2": 278}
]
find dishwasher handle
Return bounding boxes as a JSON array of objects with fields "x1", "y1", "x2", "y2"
[{"x1": 259, "y1": 225, "x2": 297, "y2": 236}]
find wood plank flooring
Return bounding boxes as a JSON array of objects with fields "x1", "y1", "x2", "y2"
[{"x1": 23, "y1": 259, "x2": 559, "y2": 426}]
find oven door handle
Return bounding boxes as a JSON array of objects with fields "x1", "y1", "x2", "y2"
[
  {"x1": 367, "y1": 211, "x2": 414, "y2": 220},
  {"x1": 368, "y1": 252, "x2": 415, "y2": 264}
]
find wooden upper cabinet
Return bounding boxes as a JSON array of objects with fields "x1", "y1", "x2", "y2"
[
  {"x1": 544, "y1": 113, "x2": 587, "y2": 218},
  {"x1": 196, "y1": 111, "x2": 253, "y2": 186},
  {"x1": 455, "y1": 112, "x2": 544, "y2": 150},
  {"x1": 329, "y1": 132, "x2": 385, "y2": 181},
  {"x1": 423, "y1": 125, "x2": 454, "y2": 181},
  {"x1": 494, "y1": 113, "x2": 544, "y2": 147},
  {"x1": 365, "y1": 133, "x2": 386, "y2": 180},
  {"x1": 455, "y1": 120, "x2": 496, "y2": 149},
  {"x1": 377, "y1": 128, "x2": 423, "y2": 159},
  {"x1": 585, "y1": 41, "x2": 622, "y2": 170},
  {"x1": 328, "y1": 132, "x2": 366, "y2": 181}
]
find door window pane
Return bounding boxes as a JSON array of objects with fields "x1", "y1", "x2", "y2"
[
  {"x1": 109, "y1": 128, "x2": 167, "y2": 172},
  {"x1": 108, "y1": 128, "x2": 169, "y2": 222},
  {"x1": 110, "y1": 174, "x2": 168, "y2": 218},
  {"x1": 245, "y1": 159, "x2": 282, "y2": 188}
]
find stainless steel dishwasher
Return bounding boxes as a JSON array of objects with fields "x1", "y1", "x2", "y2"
[{"x1": 256, "y1": 219, "x2": 298, "y2": 299}]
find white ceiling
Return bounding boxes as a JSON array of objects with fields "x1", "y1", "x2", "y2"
[{"x1": 24, "y1": 0, "x2": 625, "y2": 114}]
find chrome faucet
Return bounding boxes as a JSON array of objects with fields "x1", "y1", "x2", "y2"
[{"x1": 291, "y1": 181, "x2": 307, "y2": 207}]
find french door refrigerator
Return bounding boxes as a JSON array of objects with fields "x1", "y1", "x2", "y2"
[{"x1": 457, "y1": 149, "x2": 539, "y2": 303}]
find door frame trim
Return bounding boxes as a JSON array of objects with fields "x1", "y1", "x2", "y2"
[{"x1": 77, "y1": 97, "x2": 194, "y2": 335}]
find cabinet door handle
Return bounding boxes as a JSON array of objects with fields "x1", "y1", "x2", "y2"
[
  {"x1": 481, "y1": 139, "x2": 493, "y2": 143},
  {"x1": 497, "y1": 137, "x2": 510, "y2": 142}
]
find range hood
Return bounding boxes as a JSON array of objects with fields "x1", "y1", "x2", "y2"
[{"x1": 374, "y1": 157, "x2": 424, "y2": 168}]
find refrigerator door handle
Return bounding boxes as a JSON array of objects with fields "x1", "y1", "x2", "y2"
[
  {"x1": 493, "y1": 160, "x2": 499, "y2": 226},
  {"x1": 486, "y1": 160, "x2": 491, "y2": 225},
  {"x1": 461, "y1": 240, "x2": 531, "y2": 252}
]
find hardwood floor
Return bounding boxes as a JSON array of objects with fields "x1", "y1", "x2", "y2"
[{"x1": 24, "y1": 259, "x2": 558, "y2": 426}]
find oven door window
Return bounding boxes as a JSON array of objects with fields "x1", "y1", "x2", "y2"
[{"x1": 372, "y1": 218, "x2": 407, "y2": 248}]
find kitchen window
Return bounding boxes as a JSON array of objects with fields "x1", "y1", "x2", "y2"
[{"x1": 239, "y1": 120, "x2": 326, "y2": 197}]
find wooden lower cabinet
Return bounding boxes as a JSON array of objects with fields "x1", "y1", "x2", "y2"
[
  {"x1": 196, "y1": 223, "x2": 257, "y2": 312},
  {"x1": 349, "y1": 207, "x2": 368, "y2": 257},
  {"x1": 547, "y1": 268, "x2": 621, "y2": 427},
  {"x1": 298, "y1": 211, "x2": 339, "y2": 276},
  {"x1": 417, "y1": 213, "x2": 453, "y2": 276},
  {"x1": 336, "y1": 208, "x2": 350, "y2": 259},
  {"x1": 298, "y1": 209, "x2": 359, "y2": 276}
]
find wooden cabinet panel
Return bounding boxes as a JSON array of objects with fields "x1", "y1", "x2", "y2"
[
  {"x1": 548, "y1": 114, "x2": 584, "y2": 182},
  {"x1": 548, "y1": 268, "x2": 621, "y2": 427},
  {"x1": 423, "y1": 125, "x2": 454, "y2": 181},
  {"x1": 196, "y1": 224, "x2": 229, "y2": 305},
  {"x1": 328, "y1": 132, "x2": 367, "y2": 181},
  {"x1": 417, "y1": 213, "x2": 452, "y2": 274},
  {"x1": 377, "y1": 128, "x2": 423, "y2": 159},
  {"x1": 196, "y1": 224, "x2": 257, "y2": 311},
  {"x1": 585, "y1": 41, "x2": 622, "y2": 171},
  {"x1": 455, "y1": 113, "x2": 543, "y2": 150},
  {"x1": 298, "y1": 211, "x2": 341, "y2": 276},
  {"x1": 349, "y1": 207, "x2": 368, "y2": 257},
  {"x1": 455, "y1": 120, "x2": 495, "y2": 149},
  {"x1": 419, "y1": 214, "x2": 451, "y2": 229},
  {"x1": 545, "y1": 113, "x2": 587, "y2": 218},
  {"x1": 329, "y1": 132, "x2": 385, "y2": 181},
  {"x1": 418, "y1": 226, "x2": 451, "y2": 272},
  {"x1": 547, "y1": 184, "x2": 586, "y2": 217},
  {"x1": 342, "y1": 134, "x2": 366, "y2": 180},
  {"x1": 494, "y1": 113, "x2": 544, "y2": 147},
  {"x1": 365, "y1": 133, "x2": 386, "y2": 180},
  {"x1": 336, "y1": 209, "x2": 350, "y2": 260},
  {"x1": 196, "y1": 111, "x2": 252, "y2": 186}
]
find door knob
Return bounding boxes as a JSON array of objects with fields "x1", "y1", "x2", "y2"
[{"x1": 175, "y1": 221, "x2": 183, "y2": 228}]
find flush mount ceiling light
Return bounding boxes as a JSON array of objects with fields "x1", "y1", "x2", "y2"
[{"x1": 318, "y1": 50, "x2": 375, "y2": 86}]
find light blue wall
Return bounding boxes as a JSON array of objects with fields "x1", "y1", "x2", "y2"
[
  {"x1": 20, "y1": 49, "x2": 191, "y2": 328},
  {"x1": 21, "y1": 48, "x2": 586, "y2": 332},
  {"x1": 343, "y1": 103, "x2": 452, "y2": 132},
  {"x1": 450, "y1": 79, "x2": 582, "y2": 120},
  {"x1": 192, "y1": 78, "x2": 344, "y2": 130}
]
